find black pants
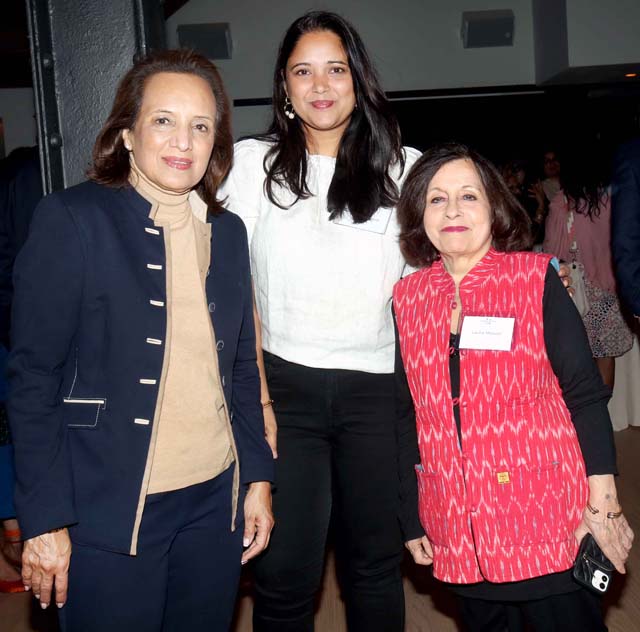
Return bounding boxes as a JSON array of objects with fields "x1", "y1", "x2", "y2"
[
  {"x1": 59, "y1": 465, "x2": 243, "y2": 632},
  {"x1": 457, "y1": 588, "x2": 608, "y2": 632},
  {"x1": 252, "y1": 353, "x2": 405, "y2": 632}
]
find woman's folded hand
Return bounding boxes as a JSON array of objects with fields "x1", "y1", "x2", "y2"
[{"x1": 405, "y1": 535, "x2": 433, "y2": 566}]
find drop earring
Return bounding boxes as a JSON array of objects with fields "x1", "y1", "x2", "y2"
[{"x1": 283, "y1": 97, "x2": 295, "y2": 120}]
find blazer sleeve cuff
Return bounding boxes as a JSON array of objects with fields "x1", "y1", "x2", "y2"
[
  {"x1": 239, "y1": 458, "x2": 275, "y2": 486},
  {"x1": 16, "y1": 494, "x2": 77, "y2": 541}
]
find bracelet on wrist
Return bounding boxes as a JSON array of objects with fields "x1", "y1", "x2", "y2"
[
  {"x1": 587, "y1": 502, "x2": 623, "y2": 519},
  {"x1": 261, "y1": 399, "x2": 274, "y2": 409}
]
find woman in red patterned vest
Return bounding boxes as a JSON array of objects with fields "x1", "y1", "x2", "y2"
[{"x1": 393, "y1": 143, "x2": 633, "y2": 631}]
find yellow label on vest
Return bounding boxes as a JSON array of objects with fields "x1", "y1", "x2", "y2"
[{"x1": 497, "y1": 471, "x2": 510, "y2": 484}]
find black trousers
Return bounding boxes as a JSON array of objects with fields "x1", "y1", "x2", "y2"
[
  {"x1": 59, "y1": 465, "x2": 243, "y2": 632},
  {"x1": 456, "y1": 588, "x2": 608, "y2": 632},
  {"x1": 252, "y1": 353, "x2": 405, "y2": 632}
]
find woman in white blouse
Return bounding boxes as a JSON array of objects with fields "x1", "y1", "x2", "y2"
[{"x1": 220, "y1": 12, "x2": 420, "y2": 631}]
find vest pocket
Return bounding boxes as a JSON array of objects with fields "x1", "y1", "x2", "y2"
[
  {"x1": 491, "y1": 461, "x2": 568, "y2": 546},
  {"x1": 415, "y1": 467, "x2": 450, "y2": 546}
]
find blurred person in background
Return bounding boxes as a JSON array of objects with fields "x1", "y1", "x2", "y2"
[
  {"x1": 611, "y1": 138, "x2": 640, "y2": 321},
  {"x1": 541, "y1": 148, "x2": 562, "y2": 203},
  {"x1": 0, "y1": 145, "x2": 42, "y2": 593},
  {"x1": 544, "y1": 150, "x2": 633, "y2": 388},
  {"x1": 502, "y1": 158, "x2": 546, "y2": 246}
]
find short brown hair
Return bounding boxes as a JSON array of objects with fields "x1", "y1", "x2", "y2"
[
  {"x1": 398, "y1": 143, "x2": 532, "y2": 268},
  {"x1": 88, "y1": 49, "x2": 232, "y2": 213}
]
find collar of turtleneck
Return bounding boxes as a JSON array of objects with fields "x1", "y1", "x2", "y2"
[{"x1": 128, "y1": 154, "x2": 191, "y2": 226}]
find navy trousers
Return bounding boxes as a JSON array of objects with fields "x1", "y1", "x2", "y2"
[{"x1": 59, "y1": 465, "x2": 243, "y2": 632}]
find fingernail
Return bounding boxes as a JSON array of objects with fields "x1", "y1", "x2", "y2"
[
  {"x1": 40, "y1": 603, "x2": 48, "y2": 610},
  {"x1": 57, "y1": 603, "x2": 64, "y2": 609},
  {"x1": 243, "y1": 538, "x2": 250, "y2": 547},
  {"x1": 241, "y1": 560, "x2": 247, "y2": 565},
  {"x1": 24, "y1": 586, "x2": 30, "y2": 591},
  {"x1": 34, "y1": 594, "x2": 40, "y2": 599}
]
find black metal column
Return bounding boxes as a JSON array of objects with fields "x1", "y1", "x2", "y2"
[{"x1": 26, "y1": 0, "x2": 166, "y2": 193}]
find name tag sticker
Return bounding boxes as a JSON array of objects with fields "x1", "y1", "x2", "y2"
[
  {"x1": 333, "y1": 207, "x2": 392, "y2": 234},
  {"x1": 497, "y1": 471, "x2": 511, "y2": 484},
  {"x1": 459, "y1": 316, "x2": 515, "y2": 351}
]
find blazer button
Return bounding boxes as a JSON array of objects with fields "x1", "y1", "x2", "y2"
[
  {"x1": 222, "y1": 375, "x2": 226, "y2": 386},
  {"x1": 208, "y1": 302, "x2": 216, "y2": 313},
  {"x1": 216, "y1": 340, "x2": 224, "y2": 351}
]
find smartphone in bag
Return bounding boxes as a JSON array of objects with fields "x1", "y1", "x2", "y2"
[{"x1": 572, "y1": 534, "x2": 614, "y2": 594}]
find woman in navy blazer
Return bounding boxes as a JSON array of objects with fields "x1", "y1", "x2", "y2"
[{"x1": 8, "y1": 50, "x2": 274, "y2": 631}]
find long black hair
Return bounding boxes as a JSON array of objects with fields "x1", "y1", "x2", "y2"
[
  {"x1": 561, "y1": 145, "x2": 609, "y2": 220},
  {"x1": 255, "y1": 11, "x2": 405, "y2": 223}
]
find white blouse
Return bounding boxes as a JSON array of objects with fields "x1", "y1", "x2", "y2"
[{"x1": 219, "y1": 138, "x2": 421, "y2": 374}]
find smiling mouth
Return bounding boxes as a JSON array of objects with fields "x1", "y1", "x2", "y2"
[
  {"x1": 442, "y1": 226, "x2": 469, "y2": 233},
  {"x1": 310, "y1": 100, "x2": 334, "y2": 109},
  {"x1": 162, "y1": 157, "x2": 193, "y2": 170}
]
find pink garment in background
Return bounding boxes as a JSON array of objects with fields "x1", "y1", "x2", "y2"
[{"x1": 543, "y1": 191, "x2": 617, "y2": 293}]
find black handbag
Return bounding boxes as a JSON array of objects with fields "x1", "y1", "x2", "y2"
[{"x1": 573, "y1": 534, "x2": 614, "y2": 594}]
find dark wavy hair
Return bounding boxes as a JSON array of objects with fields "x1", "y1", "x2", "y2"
[
  {"x1": 560, "y1": 148, "x2": 609, "y2": 221},
  {"x1": 88, "y1": 49, "x2": 232, "y2": 213},
  {"x1": 255, "y1": 11, "x2": 404, "y2": 223},
  {"x1": 398, "y1": 143, "x2": 532, "y2": 268}
]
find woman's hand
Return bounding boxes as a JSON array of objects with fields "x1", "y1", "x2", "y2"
[
  {"x1": 242, "y1": 481, "x2": 274, "y2": 564},
  {"x1": 405, "y1": 535, "x2": 433, "y2": 566},
  {"x1": 528, "y1": 181, "x2": 546, "y2": 222},
  {"x1": 555, "y1": 261, "x2": 578, "y2": 298},
  {"x1": 557, "y1": 262, "x2": 574, "y2": 294},
  {"x1": 263, "y1": 404, "x2": 278, "y2": 459},
  {"x1": 22, "y1": 528, "x2": 72, "y2": 609},
  {"x1": 575, "y1": 475, "x2": 634, "y2": 574}
]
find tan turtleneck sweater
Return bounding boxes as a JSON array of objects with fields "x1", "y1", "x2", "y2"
[{"x1": 129, "y1": 159, "x2": 234, "y2": 494}]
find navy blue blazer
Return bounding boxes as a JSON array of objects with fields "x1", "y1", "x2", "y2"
[
  {"x1": 7, "y1": 181, "x2": 274, "y2": 552},
  {"x1": 612, "y1": 138, "x2": 640, "y2": 316}
]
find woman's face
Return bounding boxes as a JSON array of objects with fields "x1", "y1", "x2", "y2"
[
  {"x1": 543, "y1": 152, "x2": 560, "y2": 178},
  {"x1": 123, "y1": 72, "x2": 216, "y2": 193},
  {"x1": 423, "y1": 159, "x2": 493, "y2": 268},
  {"x1": 284, "y1": 30, "x2": 356, "y2": 145}
]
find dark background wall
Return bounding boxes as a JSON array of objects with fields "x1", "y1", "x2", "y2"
[{"x1": 394, "y1": 84, "x2": 640, "y2": 170}]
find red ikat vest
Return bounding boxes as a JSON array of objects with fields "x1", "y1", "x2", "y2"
[{"x1": 393, "y1": 249, "x2": 588, "y2": 584}]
